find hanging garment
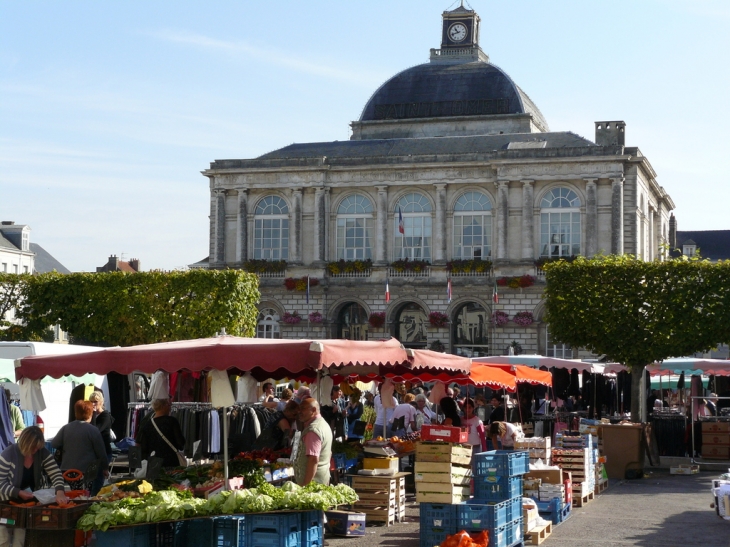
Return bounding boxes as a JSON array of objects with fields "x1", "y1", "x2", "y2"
[
  {"x1": 210, "y1": 370, "x2": 235, "y2": 409},
  {"x1": 149, "y1": 371, "x2": 170, "y2": 401},
  {"x1": 237, "y1": 374, "x2": 259, "y2": 403},
  {"x1": 0, "y1": 390, "x2": 16, "y2": 450},
  {"x1": 18, "y1": 378, "x2": 46, "y2": 412}
]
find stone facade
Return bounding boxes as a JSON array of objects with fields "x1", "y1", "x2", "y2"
[{"x1": 200, "y1": 7, "x2": 675, "y2": 358}]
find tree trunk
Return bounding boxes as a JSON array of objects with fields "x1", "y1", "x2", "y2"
[{"x1": 630, "y1": 364, "x2": 646, "y2": 423}]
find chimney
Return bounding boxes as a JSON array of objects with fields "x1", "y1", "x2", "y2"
[
  {"x1": 108, "y1": 255, "x2": 119, "y2": 270},
  {"x1": 595, "y1": 121, "x2": 626, "y2": 147},
  {"x1": 129, "y1": 258, "x2": 140, "y2": 272},
  {"x1": 1, "y1": 221, "x2": 14, "y2": 225},
  {"x1": 669, "y1": 213, "x2": 677, "y2": 250}
]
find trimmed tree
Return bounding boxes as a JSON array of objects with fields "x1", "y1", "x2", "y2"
[
  {"x1": 10, "y1": 269, "x2": 260, "y2": 346},
  {"x1": 543, "y1": 254, "x2": 730, "y2": 421},
  {"x1": 0, "y1": 273, "x2": 31, "y2": 340}
]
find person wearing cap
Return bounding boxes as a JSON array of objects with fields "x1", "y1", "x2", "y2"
[{"x1": 294, "y1": 398, "x2": 333, "y2": 486}]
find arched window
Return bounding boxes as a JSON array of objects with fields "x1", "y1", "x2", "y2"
[
  {"x1": 336, "y1": 194, "x2": 374, "y2": 260},
  {"x1": 394, "y1": 193, "x2": 432, "y2": 260},
  {"x1": 395, "y1": 302, "x2": 428, "y2": 348},
  {"x1": 253, "y1": 196, "x2": 289, "y2": 260},
  {"x1": 452, "y1": 302, "x2": 489, "y2": 357},
  {"x1": 540, "y1": 188, "x2": 581, "y2": 258},
  {"x1": 453, "y1": 192, "x2": 492, "y2": 260},
  {"x1": 337, "y1": 303, "x2": 369, "y2": 341},
  {"x1": 256, "y1": 308, "x2": 280, "y2": 339}
]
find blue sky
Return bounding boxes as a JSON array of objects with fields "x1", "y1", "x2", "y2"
[{"x1": 1, "y1": 0, "x2": 728, "y2": 272}]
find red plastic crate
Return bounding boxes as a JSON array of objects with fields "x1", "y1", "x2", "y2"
[{"x1": 421, "y1": 424, "x2": 468, "y2": 443}]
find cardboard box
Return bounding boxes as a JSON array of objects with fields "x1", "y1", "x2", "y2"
[
  {"x1": 416, "y1": 442, "x2": 472, "y2": 465},
  {"x1": 702, "y1": 422, "x2": 730, "y2": 433},
  {"x1": 702, "y1": 434, "x2": 730, "y2": 446},
  {"x1": 363, "y1": 457, "x2": 399, "y2": 472},
  {"x1": 702, "y1": 445, "x2": 730, "y2": 459},
  {"x1": 324, "y1": 510, "x2": 366, "y2": 536},
  {"x1": 670, "y1": 464, "x2": 699, "y2": 475},
  {"x1": 524, "y1": 468, "x2": 563, "y2": 485}
]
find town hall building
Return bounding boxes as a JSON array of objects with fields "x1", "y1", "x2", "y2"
[{"x1": 200, "y1": 5, "x2": 675, "y2": 358}]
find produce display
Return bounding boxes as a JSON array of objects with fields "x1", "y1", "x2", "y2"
[
  {"x1": 439, "y1": 530, "x2": 489, "y2": 547},
  {"x1": 76, "y1": 481, "x2": 358, "y2": 531}
]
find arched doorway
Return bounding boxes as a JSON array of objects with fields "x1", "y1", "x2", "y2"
[
  {"x1": 395, "y1": 302, "x2": 428, "y2": 348},
  {"x1": 452, "y1": 302, "x2": 489, "y2": 356},
  {"x1": 337, "y1": 302, "x2": 369, "y2": 340}
]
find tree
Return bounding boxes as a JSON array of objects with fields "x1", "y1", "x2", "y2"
[
  {"x1": 0, "y1": 273, "x2": 33, "y2": 340},
  {"x1": 543, "y1": 254, "x2": 730, "y2": 421},
  {"x1": 11, "y1": 269, "x2": 260, "y2": 346}
]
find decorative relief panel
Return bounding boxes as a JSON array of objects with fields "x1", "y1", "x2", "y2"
[{"x1": 497, "y1": 162, "x2": 623, "y2": 181}]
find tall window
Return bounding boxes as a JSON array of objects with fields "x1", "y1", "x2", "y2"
[
  {"x1": 540, "y1": 188, "x2": 581, "y2": 258},
  {"x1": 453, "y1": 192, "x2": 492, "y2": 259},
  {"x1": 256, "y1": 308, "x2": 281, "y2": 339},
  {"x1": 253, "y1": 196, "x2": 289, "y2": 260},
  {"x1": 452, "y1": 302, "x2": 489, "y2": 357},
  {"x1": 546, "y1": 326, "x2": 572, "y2": 358},
  {"x1": 337, "y1": 303, "x2": 369, "y2": 340},
  {"x1": 395, "y1": 193, "x2": 432, "y2": 260},
  {"x1": 336, "y1": 194, "x2": 374, "y2": 260}
]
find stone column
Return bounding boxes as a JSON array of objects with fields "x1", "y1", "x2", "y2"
[
  {"x1": 585, "y1": 179, "x2": 598, "y2": 257},
  {"x1": 611, "y1": 177, "x2": 624, "y2": 255},
  {"x1": 290, "y1": 188, "x2": 303, "y2": 264},
  {"x1": 521, "y1": 180, "x2": 534, "y2": 259},
  {"x1": 375, "y1": 185, "x2": 388, "y2": 264},
  {"x1": 210, "y1": 189, "x2": 226, "y2": 265},
  {"x1": 208, "y1": 183, "x2": 217, "y2": 264},
  {"x1": 648, "y1": 207, "x2": 655, "y2": 261},
  {"x1": 236, "y1": 188, "x2": 248, "y2": 263},
  {"x1": 495, "y1": 181, "x2": 509, "y2": 259},
  {"x1": 313, "y1": 187, "x2": 329, "y2": 263},
  {"x1": 434, "y1": 183, "x2": 447, "y2": 263}
]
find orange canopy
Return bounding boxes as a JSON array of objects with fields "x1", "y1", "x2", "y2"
[{"x1": 472, "y1": 361, "x2": 553, "y2": 387}]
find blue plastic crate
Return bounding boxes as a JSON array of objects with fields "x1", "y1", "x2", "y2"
[
  {"x1": 302, "y1": 526, "x2": 323, "y2": 547},
  {"x1": 505, "y1": 517, "x2": 523, "y2": 546},
  {"x1": 345, "y1": 457, "x2": 358, "y2": 471},
  {"x1": 214, "y1": 516, "x2": 246, "y2": 547},
  {"x1": 558, "y1": 501, "x2": 571, "y2": 524},
  {"x1": 473, "y1": 475, "x2": 522, "y2": 502},
  {"x1": 420, "y1": 502, "x2": 457, "y2": 529},
  {"x1": 248, "y1": 512, "x2": 301, "y2": 533},
  {"x1": 150, "y1": 521, "x2": 176, "y2": 547},
  {"x1": 94, "y1": 526, "x2": 151, "y2": 547},
  {"x1": 505, "y1": 497, "x2": 521, "y2": 523},
  {"x1": 536, "y1": 498, "x2": 562, "y2": 525},
  {"x1": 333, "y1": 453, "x2": 347, "y2": 469},
  {"x1": 249, "y1": 530, "x2": 300, "y2": 547},
  {"x1": 457, "y1": 499, "x2": 509, "y2": 530},
  {"x1": 473, "y1": 450, "x2": 529, "y2": 477},
  {"x1": 176, "y1": 519, "x2": 213, "y2": 547},
  {"x1": 419, "y1": 527, "x2": 452, "y2": 547}
]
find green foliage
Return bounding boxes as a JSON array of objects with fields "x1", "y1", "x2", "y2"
[
  {"x1": 543, "y1": 255, "x2": 730, "y2": 369},
  {"x1": 0, "y1": 273, "x2": 32, "y2": 340},
  {"x1": 445, "y1": 259, "x2": 492, "y2": 274},
  {"x1": 9, "y1": 270, "x2": 259, "y2": 346}
]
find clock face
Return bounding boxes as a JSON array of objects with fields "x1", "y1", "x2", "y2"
[{"x1": 448, "y1": 22, "x2": 468, "y2": 43}]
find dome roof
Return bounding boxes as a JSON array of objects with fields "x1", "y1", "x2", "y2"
[{"x1": 360, "y1": 60, "x2": 549, "y2": 131}]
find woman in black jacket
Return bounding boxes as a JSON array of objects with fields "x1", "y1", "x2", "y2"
[
  {"x1": 89, "y1": 391, "x2": 114, "y2": 493},
  {"x1": 136, "y1": 399, "x2": 185, "y2": 468}
]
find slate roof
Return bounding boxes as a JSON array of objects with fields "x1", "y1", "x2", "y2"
[
  {"x1": 676, "y1": 230, "x2": 730, "y2": 261},
  {"x1": 29, "y1": 243, "x2": 70, "y2": 274},
  {"x1": 0, "y1": 233, "x2": 17, "y2": 251},
  {"x1": 255, "y1": 132, "x2": 596, "y2": 161},
  {"x1": 359, "y1": 61, "x2": 549, "y2": 131}
]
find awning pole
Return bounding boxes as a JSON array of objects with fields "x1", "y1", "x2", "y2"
[{"x1": 223, "y1": 405, "x2": 229, "y2": 490}]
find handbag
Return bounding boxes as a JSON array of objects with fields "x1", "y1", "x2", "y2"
[{"x1": 150, "y1": 418, "x2": 187, "y2": 467}]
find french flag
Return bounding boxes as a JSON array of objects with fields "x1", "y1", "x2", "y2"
[
  {"x1": 385, "y1": 279, "x2": 390, "y2": 303},
  {"x1": 398, "y1": 207, "x2": 405, "y2": 234}
]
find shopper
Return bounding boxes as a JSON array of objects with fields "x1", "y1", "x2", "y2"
[
  {"x1": 321, "y1": 386, "x2": 348, "y2": 441},
  {"x1": 487, "y1": 396, "x2": 505, "y2": 424},
  {"x1": 89, "y1": 391, "x2": 114, "y2": 494},
  {"x1": 135, "y1": 398, "x2": 186, "y2": 468},
  {"x1": 374, "y1": 385, "x2": 398, "y2": 439},
  {"x1": 489, "y1": 421, "x2": 520, "y2": 450},
  {"x1": 0, "y1": 426, "x2": 68, "y2": 547},
  {"x1": 294, "y1": 398, "x2": 333, "y2": 486},
  {"x1": 463, "y1": 398, "x2": 486, "y2": 455},
  {"x1": 52, "y1": 400, "x2": 109, "y2": 493},
  {"x1": 346, "y1": 393, "x2": 365, "y2": 440},
  {"x1": 415, "y1": 393, "x2": 437, "y2": 428},
  {"x1": 276, "y1": 388, "x2": 293, "y2": 412},
  {"x1": 390, "y1": 394, "x2": 418, "y2": 437},
  {"x1": 259, "y1": 382, "x2": 279, "y2": 409},
  {"x1": 439, "y1": 396, "x2": 462, "y2": 427},
  {"x1": 3, "y1": 389, "x2": 24, "y2": 438},
  {"x1": 253, "y1": 400, "x2": 299, "y2": 451}
]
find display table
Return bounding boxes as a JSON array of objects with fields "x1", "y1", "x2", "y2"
[{"x1": 347, "y1": 472, "x2": 409, "y2": 526}]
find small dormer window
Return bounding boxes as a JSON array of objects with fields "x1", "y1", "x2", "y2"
[
  {"x1": 683, "y1": 244, "x2": 696, "y2": 257},
  {"x1": 22, "y1": 230, "x2": 29, "y2": 251}
]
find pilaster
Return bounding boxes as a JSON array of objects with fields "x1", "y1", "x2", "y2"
[
  {"x1": 236, "y1": 188, "x2": 248, "y2": 263},
  {"x1": 375, "y1": 185, "x2": 389, "y2": 264},
  {"x1": 520, "y1": 180, "x2": 534, "y2": 260},
  {"x1": 611, "y1": 177, "x2": 625, "y2": 255},
  {"x1": 585, "y1": 179, "x2": 598, "y2": 257},
  {"x1": 434, "y1": 183, "x2": 447, "y2": 264}
]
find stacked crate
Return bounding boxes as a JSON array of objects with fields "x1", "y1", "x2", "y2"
[
  {"x1": 552, "y1": 442, "x2": 595, "y2": 507},
  {"x1": 414, "y1": 442, "x2": 472, "y2": 504},
  {"x1": 470, "y1": 450, "x2": 528, "y2": 547},
  {"x1": 514, "y1": 436, "x2": 551, "y2": 465},
  {"x1": 350, "y1": 474, "x2": 406, "y2": 525},
  {"x1": 701, "y1": 421, "x2": 730, "y2": 460}
]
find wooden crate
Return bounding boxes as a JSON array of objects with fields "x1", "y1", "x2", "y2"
[
  {"x1": 525, "y1": 522, "x2": 552, "y2": 545},
  {"x1": 416, "y1": 442, "x2": 471, "y2": 465},
  {"x1": 415, "y1": 471, "x2": 471, "y2": 486},
  {"x1": 415, "y1": 488, "x2": 470, "y2": 504}
]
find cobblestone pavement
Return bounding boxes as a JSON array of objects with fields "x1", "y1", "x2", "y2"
[{"x1": 323, "y1": 470, "x2": 728, "y2": 547}]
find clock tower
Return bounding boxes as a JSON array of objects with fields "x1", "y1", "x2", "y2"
[{"x1": 441, "y1": 2, "x2": 480, "y2": 49}]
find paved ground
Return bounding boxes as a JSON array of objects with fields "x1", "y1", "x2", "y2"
[{"x1": 323, "y1": 470, "x2": 729, "y2": 547}]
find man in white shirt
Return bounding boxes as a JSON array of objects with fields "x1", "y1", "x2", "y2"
[
  {"x1": 390, "y1": 394, "x2": 418, "y2": 437},
  {"x1": 259, "y1": 382, "x2": 279, "y2": 409},
  {"x1": 374, "y1": 388, "x2": 398, "y2": 439}
]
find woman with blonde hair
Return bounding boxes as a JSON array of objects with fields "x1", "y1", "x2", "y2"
[
  {"x1": 0, "y1": 426, "x2": 67, "y2": 546},
  {"x1": 89, "y1": 391, "x2": 114, "y2": 493}
]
